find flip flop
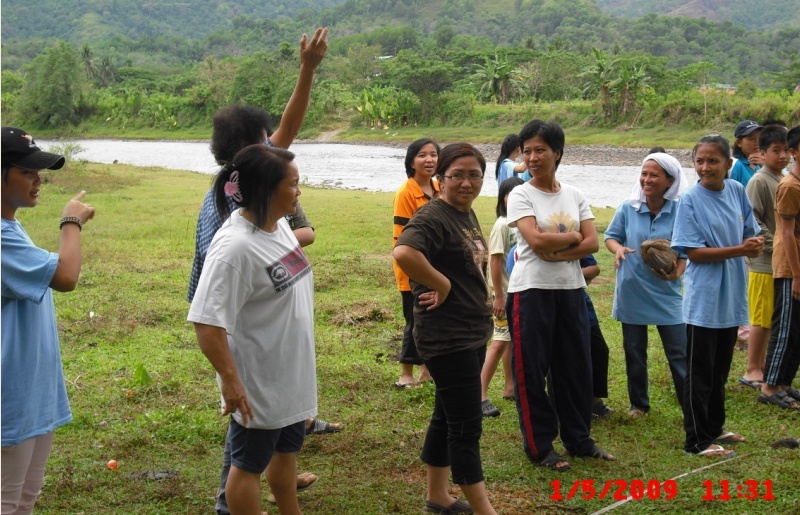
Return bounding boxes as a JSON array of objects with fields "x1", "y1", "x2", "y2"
[
  {"x1": 715, "y1": 431, "x2": 746, "y2": 444},
  {"x1": 267, "y1": 472, "x2": 318, "y2": 504},
  {"x1": 393, "y1": 381, "x2": 421, "y2": 390},
  {"x1": 306, "y1": 417, "x2": 342, "y2": 435},
  {"x1": 571, "y1": 445, "x2": 616, "y2": 461},
  {"x1": 422, "y1": 499, "x2": 473, "y2": 514},
  {"x1": 696, "y1": 444, "x2": 736, "y2": 458},
  {"x1": 739, "y1": 377, "x2": 765, "y2": 389}
]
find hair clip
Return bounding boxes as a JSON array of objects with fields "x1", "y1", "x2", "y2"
[{"x1": 224, "y1": 170, "x2": 243, "y2": 202}]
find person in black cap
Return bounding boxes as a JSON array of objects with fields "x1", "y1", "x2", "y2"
[
  {"x1": 1, "y1": 127, "x2": 95, "y2": 513},
  {"x1": 730, "y1": 119, "x2": 763, "y2": 188}
]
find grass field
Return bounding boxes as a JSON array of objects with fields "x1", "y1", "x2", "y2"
[{"x1": 18, "y1": 160, "x2": 800, "y2": 514}]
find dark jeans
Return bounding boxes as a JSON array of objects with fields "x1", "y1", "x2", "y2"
[
  {"x1": 590, "y1": 324, "x2": 609, "y2": 399},
  {"x1": 683, "y1": 325, "x2": 737, "y2": 453},
  {"x1": 399, "y1": 291, "x2": 423, "y2": 365},
  {"x1": 621, "y1": 323, "x2": 687, "y2": 411},
  {"x1": 420, "y1": 346, "x2": 486, "y2": 485},
  {"x1": 215, "y1": 427, "x2": 233, "y2": 515}
]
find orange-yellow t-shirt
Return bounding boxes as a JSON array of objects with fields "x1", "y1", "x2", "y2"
[{"x1": 392, "y1": 177, "x2": 439, "y2": 291}]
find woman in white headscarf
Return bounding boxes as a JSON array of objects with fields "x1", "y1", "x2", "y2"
[{"x1": 604, "y1": 153, "x2": 689, "y2": 417}]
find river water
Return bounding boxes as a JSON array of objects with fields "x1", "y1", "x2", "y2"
[{"x1": 51, "y1": 140, "x2": 696, "y2": 208}]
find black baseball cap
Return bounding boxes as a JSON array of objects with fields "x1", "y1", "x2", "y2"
[
  {"x1": 1, "y1": 127, "x2": 65, "y2": 170},
  {"x1": 734, "y1": 120, "x2": 762, "y2": 139}
]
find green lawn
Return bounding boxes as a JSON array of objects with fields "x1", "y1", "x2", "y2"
[{"x1": 19, "y1": 161, "x2": 799, "y2": 514}]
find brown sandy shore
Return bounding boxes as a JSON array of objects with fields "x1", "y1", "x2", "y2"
[{"x1": 304, "y1": 138, "x2": 694, "y2": 168}]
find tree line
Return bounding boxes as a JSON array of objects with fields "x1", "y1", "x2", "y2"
[{"x1": 2, "y1": 21, "x2": 799, "y2": 133}]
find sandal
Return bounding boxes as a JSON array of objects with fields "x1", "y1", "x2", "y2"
[
  {"x1": 422, "y1": 499, "x2": 473, "y2": 514},
  {"x1": 696, "y1": 444, "x2": 736, "y2": 457},
  {"x1": 571, "y1": 445, "x2": 616, "y2": 461},
  {"x1": 715, "y1": 431, "x2": 746, "y2": 444},
  {"x1": 536, "y1": 450, "x2": 571, "y2": 471},
  {"x1": 739, "y1": 377, "x2": 765, "y2": 390},
  {"x1": 785, "y1": 387, "x2": 800, "y2": 402},
  {"x1": 267, "y1": 472, "x2": 318, "y2": 503},
  {"x1": 306, "y1": 417, "x2": 342, "y2": 435},
  {"x1": 757, "y1": 390, "x2": 800, "y2": 410}
]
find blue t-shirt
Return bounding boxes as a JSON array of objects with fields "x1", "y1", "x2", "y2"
[
  {"x1": 604, "y1": 199, "x2": 685, "y2": 325},
  {"x1": 497, "y1": 159, "x2": 531, "y2": 185},
  {"x1": 579, "y1": 254, "x2": 600, "y2": 327},
  {"x1": 729, "y1": 155, "x2": 760, "y2": 189},
  {"x1": 671, "y1": 181, "x2": 760, "y2": 328},
  {"x1": 2, "y1": 219, "x2": 72, "y2": 446}
]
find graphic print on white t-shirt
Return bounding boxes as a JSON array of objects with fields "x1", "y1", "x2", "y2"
[{"x1": 266, "y1": 246, "x2": 311, "y2": 293}]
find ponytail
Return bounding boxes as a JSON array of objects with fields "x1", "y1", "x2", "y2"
[{"x1": 495, "y1": 134, "x2": 520, "y2": 179}]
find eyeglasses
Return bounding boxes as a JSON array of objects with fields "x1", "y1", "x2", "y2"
[{"x1": 443, "y1": 174, "x2": 484, "y2": 183}]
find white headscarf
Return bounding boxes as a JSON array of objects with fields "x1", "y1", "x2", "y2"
[{"x1": 629, "y1": 152, "x2": 687, "y2": 210}]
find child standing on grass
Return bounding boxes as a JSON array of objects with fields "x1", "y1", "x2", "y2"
[
  {"x1": 1, "y1": 127, "x2": 95, "y2": 513},
  {"x1": 740, "y1": 125, "x2": 790, "y2": 392},
  {"x1": 758, "y1": 125, "x2": 800, "y2": 410},
  {"x1": 672, "y1": 134, "x2": 763, "y2": 457},
  {"x1": 480, "y1": 176, "x2": 524, "y2": 418}
]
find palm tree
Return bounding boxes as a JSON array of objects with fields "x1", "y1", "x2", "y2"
[
  {"x1": 610, "y1": 61, "x2": 650, "y2": 119},
  {"x1": 579, "y1": 47, "x2": 618, "y2": 118},
  {"x1": 471, "y1": 54, "x2": 521, "y2": 104},
  {"x1": 82, "y1": 45, "x2": 97, "y2": 81}
]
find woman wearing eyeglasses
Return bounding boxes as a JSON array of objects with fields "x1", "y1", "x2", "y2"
[
  {"x1": 394, "y1": 143, "x2": 496, "y2": 514},
  {"x1": 506, "y1": 120, "x2": 614, "y2": 472}
]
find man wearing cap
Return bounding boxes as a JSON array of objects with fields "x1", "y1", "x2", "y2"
[
  {"x1": 730, "y1": 119, "x2": 764, "y2": 188},
  {"x1": 1, "y1": 127, "x2": 95, "y2": 513}
]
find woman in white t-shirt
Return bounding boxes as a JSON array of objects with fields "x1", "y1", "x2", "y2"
[
  {"x1": 189, "y1": 144, "x2": 316, "y2": 514},
  {"x1": 506, "y1": 120, "x2": 614, "y2": 471}
]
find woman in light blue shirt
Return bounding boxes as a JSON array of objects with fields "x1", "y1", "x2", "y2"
[{"x1": 604, "y1": 153, "x2": 688, "y2": 417}]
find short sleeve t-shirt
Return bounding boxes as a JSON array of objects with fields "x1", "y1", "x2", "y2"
[
  {"x1": 506, "y1": 182, "x2": 594, "y2": 292},
  {"x1": 486, "y1": 215, "x2": 516, "y2": 293},
  {"x1": 188, "y1": 211, "x2": 317, "y2": 429},
  {"x1": 392, "y1": 177, "x2": 439, "y2": 292},
  {"x1": 672, "y1": 181, "x2": 760, "y2": 328},
  {"x1": 2, "y1": 219, "x2": 72, "y2": 446},
  {"x1": 604, "y1": 199, "x2": 685, "y2": 325},
  {"x1": 395, "y1": 199, "x2": 492, "y2": 360},
  {"x1": 772, "y1": 173, "x2": 800, "y2": 279}
]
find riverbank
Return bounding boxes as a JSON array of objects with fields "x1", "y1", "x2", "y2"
[{"x1": 339, "y1": 139, "x2": 694, "y2": 167}]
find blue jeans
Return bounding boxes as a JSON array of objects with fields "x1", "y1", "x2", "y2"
[{"x1": 621, "y1": 323, "x2": 687, "y2": 412}]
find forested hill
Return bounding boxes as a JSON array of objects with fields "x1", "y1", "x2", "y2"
[
  {"x1": 595, "y1": 0, "x2": 800, "y2": 31},
  {"x1": 2, "y1": 0, "x2": 798, "y2": 45},
  {"x1": 0, "y1": 0, "x2": 346, "y2": 42},
  {"x1": 3, "y1": 0, "x2": 798, "y2": 89}
]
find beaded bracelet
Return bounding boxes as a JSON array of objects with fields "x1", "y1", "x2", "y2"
[{"x1": 59, "y1": 216, "x2": 83, "y2": 231}]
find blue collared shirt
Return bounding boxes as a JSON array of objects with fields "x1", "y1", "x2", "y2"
[{"x1": 604, "y1": 199, "x2": 685, "y2": 325}]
